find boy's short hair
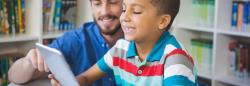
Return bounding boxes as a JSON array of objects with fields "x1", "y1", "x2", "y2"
[{"x1": 150, "y1": 0, "x2": 180, "y2": 31}]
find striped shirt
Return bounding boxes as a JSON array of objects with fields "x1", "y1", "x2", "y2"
[{"x1": 97, "y1": 32, "x2": 197, "y2": 86}]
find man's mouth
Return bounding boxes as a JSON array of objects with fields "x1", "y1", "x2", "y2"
[
  {"x1": 102, "y1": 17, "x2": 114, "y2": 22},
  {"x1": 98, "y1": 16, "x2": 117, "y2": 27}
]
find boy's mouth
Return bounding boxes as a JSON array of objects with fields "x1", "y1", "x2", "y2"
[{"x1": 122, "y1": 25, "x2": 135, "y2": 34}]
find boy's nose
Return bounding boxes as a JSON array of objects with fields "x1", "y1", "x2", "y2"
[{"x1": 120, "y1": 11, "x2": 131, "y2": 22}]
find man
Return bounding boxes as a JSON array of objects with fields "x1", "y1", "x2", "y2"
[{"x1": 8, "y1": 0, "x2": 123, "y2": 86}]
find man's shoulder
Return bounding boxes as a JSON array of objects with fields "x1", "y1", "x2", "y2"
[
  {"x1": 63, "y1": 22, "x2": 96, "y2": 38},
  {"x1": 81, "y1": 21, "x2": 97, "y2": 30}
]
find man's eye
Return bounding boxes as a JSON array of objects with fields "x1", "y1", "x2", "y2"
[
  {"x1": 122, "y1": 9, "x2": 126, "y2": 12},
  {"x1": 109, "y1": 0, "x2": 119, "y2": 4},
  {"x1": 109, "y1": 1, "x2": 118, "y2": 4},
  {"x1": 92, "y1": 1, "x2": 101, "y2": 5}
]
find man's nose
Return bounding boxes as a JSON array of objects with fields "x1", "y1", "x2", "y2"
[{"x1": 100, "y1": 4, "x2": 111, "y2": 15}]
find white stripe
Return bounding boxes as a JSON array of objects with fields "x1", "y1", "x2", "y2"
[
  {"x1": 164, "y1": 64, "x2": 195, "y2": 83},
  {"x1": 164, "y1": 44, "x2": 177, "y2": 55},
  {"x1": 104, "y1": 52, "x2": 113, "y2": 69},
  {"x1": 113, "y1": 67, "x2": 162, "y2": 86},
  {"x1": 115, "y1": 39, "x2": 130, "y2": 51}
]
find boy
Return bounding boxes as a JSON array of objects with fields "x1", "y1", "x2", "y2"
[{"x1": 50, "y1": 0, "x2": 197, "y2": 85}]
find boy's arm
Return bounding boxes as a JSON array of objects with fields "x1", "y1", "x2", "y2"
[
  {"x1": 71, "y1": 55, "x2": 113, "y2": 86},
  {"x1": 163, "y1": 52, "x2": 197, "y2": 86},
  {"x1": 76, "y1": 64, "x2": 106, "y2": 85},
  {"x1": 49, "y1": 64, "x2": 106, "y2": 86}
]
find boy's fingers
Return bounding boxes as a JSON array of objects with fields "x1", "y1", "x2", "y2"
[
  {"x1": 51, "y1": 79, "x2": 58, "y2": 86},
  {"x1": 50, "y1": 76, "x2": 61, "y2": 86},
  {"x1": 48, "y1": 74, "x2": 54, "y2": 79}
]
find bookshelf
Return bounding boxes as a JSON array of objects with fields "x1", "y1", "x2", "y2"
[
  {"x1": 0, "y1": 0, "x2": 90, "y2": 85},
  {"x1": 173, "y1": 0, "x2": 250, "y2": 86},
  {"x1": 0, "y1": 0, "x2": 90, "y2": 54}
]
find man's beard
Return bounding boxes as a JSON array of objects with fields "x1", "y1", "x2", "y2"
[{"x1": 94, "y1": 16, "x2": 121, "y2": 36}]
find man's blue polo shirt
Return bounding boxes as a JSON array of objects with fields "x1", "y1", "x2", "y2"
[{"x1": 48, "y1": 22, "x2": 117, "y2": 86}]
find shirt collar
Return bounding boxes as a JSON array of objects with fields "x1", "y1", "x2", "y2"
[
  {"x1": 126, "y1": 31, "x2": 171, "y2": 62},
  {"x1": 93, "y1": 23, "x2": 109, "y2": 48}
]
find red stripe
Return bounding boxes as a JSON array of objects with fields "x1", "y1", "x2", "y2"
[
  {"x1": 165, "y1": 49, "x2": 194, "y2": 64},
  {"x1": 113, "y1": 57, "x2": 163, "y2": 76}
]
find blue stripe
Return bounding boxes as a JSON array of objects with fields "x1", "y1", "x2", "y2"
[
  {"x1": 164, "y1": 75, "x2": 196, "y2": 86},
  {"x1": 168, "y1": 36, "x2": 182, "y2": 49},
  {"x1": 97, "y1": 57, "x2": 112, "y2": 73}
]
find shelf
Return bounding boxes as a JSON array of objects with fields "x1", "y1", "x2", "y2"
[
  {"x1": 198, "y1": 69, "x2": 212, "y2": 80},
  {"x1": 215, "y1": 75, "x2": 250, "y2": 86},
  {"x1": 0, "y1": 34, "x2": 38, "y2": 43},
  {"x1": 174, "y1": 24, "x2": 215, "y2": 33},
  {"x1": 217, "y1": 29, "x2": 250, "y2": 38},
  {"x1": 42, "y1": 31, "x2": 65, "y2": 39}
]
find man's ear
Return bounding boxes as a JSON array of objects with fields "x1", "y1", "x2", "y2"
[{"x1": 158, "y1": 15, "x2": 171, "y2": 30}]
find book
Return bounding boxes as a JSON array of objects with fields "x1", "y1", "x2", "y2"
[
  {"x1": 237, "y1": 2, "x2": 243, "y2": 30},
  {"x1": 248, "y1": 1, "x2": 250, "y2": 32},
  {"x1": 21, "y1": 0, "x2": 25, "y2": 33},
  {"x1": 43, "y1": 0, "x2": 77, "y2": 34},
  {"x1": 232, "y1": 1, "x2": 238, "y2": 29},
  {"x1": 53, "y1": 0, "x2": 62, "y2": 31},
  {"x1": 0, "y1": 0, "x2": 3, "y2": 34},
  {"x1": 192, "y1": 0, "x2": 215, "y2": 27},
  {"x1": 231, "y1": 1, "x2": 250, "y2": 32},
  {"x1": 228, "y1": 41, "x2": 250, "y2": 80},
  {"x1": 0, "y1": 0, "x2": 25, "y2": 35},
  {"x1": 242, "y1": 2, "x2": 249, "y2": 32},
  {"x1": 0, "y1": 54, "x2": 23, "y2": 86},
  {"x1": 59, "y1": 0, "x2": 77, "y2": 30},
  {"x1": 2, "y1": 0, "x2": 9, "y2": 34},
  {"x1": 191, "y1": 38, "x2": 213, "y2": 72}
]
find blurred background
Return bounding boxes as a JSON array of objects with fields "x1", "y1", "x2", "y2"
[{"x1": 0, "y1": 0, "x2": 250, "y2": 86}]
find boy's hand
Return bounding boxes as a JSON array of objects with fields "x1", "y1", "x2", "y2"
[
  {"x1": 26, "y1": 49, "x2": 50, "y2": 72},
  {"x1": 48, "y1": 74, "x2": 61, "y2": 86}
]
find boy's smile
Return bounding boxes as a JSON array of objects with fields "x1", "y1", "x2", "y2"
[{"x1": 122, "y1": 24, "x2": 135, "y2": 35}]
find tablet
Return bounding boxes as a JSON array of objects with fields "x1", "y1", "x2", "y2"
[{"x1": 36, "y1": 43, "x2": 80, "y2": 86}]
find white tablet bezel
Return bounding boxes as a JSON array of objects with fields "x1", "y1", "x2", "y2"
[{"x1": 36, "y1": 43, "x2": 80, "y2": 86}]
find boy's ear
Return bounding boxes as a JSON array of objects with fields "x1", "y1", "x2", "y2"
[{"x1": 158, "y1": 15, "x2": 171, "y2": 30}]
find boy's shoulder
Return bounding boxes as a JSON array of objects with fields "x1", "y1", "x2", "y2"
[{"x1": 163, "y1": 34, "x2": 189, "y2": 57}]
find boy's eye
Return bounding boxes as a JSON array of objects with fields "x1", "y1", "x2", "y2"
[
  {"x1": 133, "y1": 7, "x2": 143, "y2": 14},
  {"x1": 133, "y1": 11, "x2": 142, "y2": 14}
]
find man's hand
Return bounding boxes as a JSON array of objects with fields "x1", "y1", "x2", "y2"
[
  {"x1": 48, "y1": 74, "x2": 61, "y2": 86},
  {"x1": 26, "y1": 49, "x2": 50, "y2": 72}
]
